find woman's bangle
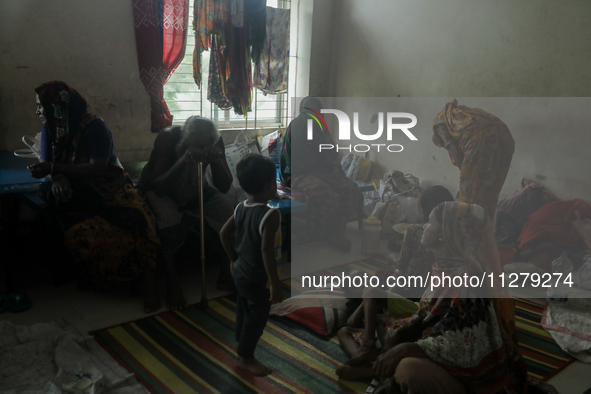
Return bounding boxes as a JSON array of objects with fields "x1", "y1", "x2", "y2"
[{"x1": 52, "y1": 174, "x2": 64, "y2": 181}]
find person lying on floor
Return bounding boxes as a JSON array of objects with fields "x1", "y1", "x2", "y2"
[
  {"x1": 219, "y1": 154, "x2": 283, "y2": 376},
  {"x1": 137, "y1": 116, "x2": 235, "y2": 310},
  {"x1": 337, "y1": 202, "x2": 527, "y2": 394}
]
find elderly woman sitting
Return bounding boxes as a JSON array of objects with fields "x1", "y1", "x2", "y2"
[{"x1": 28, "y1": 81, "x2": 161, "y2": 313}]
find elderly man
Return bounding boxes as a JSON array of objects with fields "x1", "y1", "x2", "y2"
[{"x1": 138, "y1": 116, "x2": 234, "y2": 310}]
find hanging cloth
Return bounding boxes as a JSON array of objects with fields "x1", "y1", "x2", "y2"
[
  {"x1": 230, "y1": 0, "x2": 244, "y2": 27},
  {"x1": 193, "y1": 0, "x2": 229, "y2": 88},
  {"x1": 253, "y1": 6, "x2": 290, "y2": 94},
  {"x1": 134, "y1": 0, "x2": 189, "y2": 132},
  {"x1": 225, "y1": 23, "x2": 252, "y2": 116},
  {"x1": 246, "y1": 0, "x2": 267, "y2": 64},
  {"x1": 207, "y1": 35, "x2": 234, "y2": 110}
]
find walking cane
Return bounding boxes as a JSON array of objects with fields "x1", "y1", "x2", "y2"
[{"x1": 198, "y1": 161, "x2": 208, "y2": 309}]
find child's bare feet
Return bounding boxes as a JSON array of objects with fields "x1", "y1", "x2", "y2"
[{"x1": 237, "y1": 357, "x2": 272, "y2": 376}]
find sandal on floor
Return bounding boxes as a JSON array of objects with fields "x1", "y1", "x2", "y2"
[
  {"x1": 8, "y1": 292, "x2": 32, "y2": 313},
  {"x1": 0, "y1": 294, "x2": 7, "y2": 313}
]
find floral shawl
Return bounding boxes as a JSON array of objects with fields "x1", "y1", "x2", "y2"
[{"x1": 414, "y1": 202, "x2": 527, "y2": 394}]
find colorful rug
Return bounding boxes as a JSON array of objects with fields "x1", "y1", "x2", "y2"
[
  {"x1": 90, "y1": 256, "x2": 575, "y2": 392},
  {"x1": 91, "y1": 296, "x2": 367, "y2": 394},
  {"x1": 514, "y1": 298, "x2": 576, "y2": 381}
]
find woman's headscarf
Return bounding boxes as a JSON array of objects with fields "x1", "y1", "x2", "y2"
[
  {"x1": 35, "y1": 81, "x2": 95, "y2": 164},
  {"x1": 441, "y1": 201, "x2": 516, "y2": 342},
  {"x1": 280, "y1": 96, "x2": 337, "y2": 184},
  {"x1": 432, "y1": 99, "x2": 499, "y2": 140}
]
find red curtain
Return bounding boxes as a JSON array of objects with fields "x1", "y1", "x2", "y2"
[{"x1": 133, "y1": 0, "x2": 189, "y2": 132}]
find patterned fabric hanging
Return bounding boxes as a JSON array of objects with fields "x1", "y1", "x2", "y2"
[
  {"x1": 253, "y1": 6, "x2": 290, "y2": 94},
  {"x1": 194, "y1": 0, "x2": 257, "y2": 115},
  {"x1": 192, "y1": 0, "x2": 229, "y2": 88},
  {"x1": 207, "y1": 36, "x2": 233, "y2": 110}
]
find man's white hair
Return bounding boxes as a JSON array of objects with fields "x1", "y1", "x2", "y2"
[{"x1": 181, "y1": 116, "x2": 221, "y2": 147}]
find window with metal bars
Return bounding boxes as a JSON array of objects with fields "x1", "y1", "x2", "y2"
[{"x1": 164, "y1": 0, "x2": 290, "y2": 129}]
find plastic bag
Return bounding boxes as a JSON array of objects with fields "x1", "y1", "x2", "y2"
[
  {"x1": 378, "y1": 200, "x2": 405, "y2": 239},
  {"x1": 341, "y1": 152, "x2": 372, "y2": 182},
  {"x1": 268, "y1": 134, "x2": 282, "y2": 165},
  {"x1": 383, "y1": 170, "x2": 420, "y2": 195},
  {"x1": 574, "y1": 257, "x2": 591, "y2": 290},
  {"x1": 259, "y1": 130, "x2": 280, "y2": 157},
  {"x1": 225, "y1": 131, "x2": 260, "y2": 188},
  {"x1": 363, "y1": 181, "x2": 381, "y2": 217}
]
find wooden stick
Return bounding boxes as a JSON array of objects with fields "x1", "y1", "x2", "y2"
[{"x1": 199, "y1": 161, "x2": 208, "y2": 309}]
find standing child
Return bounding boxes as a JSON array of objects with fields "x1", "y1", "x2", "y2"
[{"x1": 220, "y1": 154, "x2": 284, "y2": 376}]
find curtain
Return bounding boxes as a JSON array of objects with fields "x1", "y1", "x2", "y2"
[{"x1": 134, "y1": 0, "x2": 189, "y2": 132}]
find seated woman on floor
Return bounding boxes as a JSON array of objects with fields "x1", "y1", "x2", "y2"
[
  {"x1": 137, "y1": 116, "x2": 235, "y2": 310},
  {"x1": 280, "y1": 97, "x2": 362, "y2": 251},
  {"x1": 28, "y1": 81, "x2": 161, "y2": 312},
  {"x1": 337, "y1": 202, "x2": 527, "y2": 394},
  {"x1": 337, "y1": 186, "x2": 455, "y2": 363}
]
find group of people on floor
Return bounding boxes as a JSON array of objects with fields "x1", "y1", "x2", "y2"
[
  {"x1": 28, "y1": 80, "x2": 531, "y2": 392},
  {"x1": 331, "y1": 101, "x2": 534, "y2": 393}
]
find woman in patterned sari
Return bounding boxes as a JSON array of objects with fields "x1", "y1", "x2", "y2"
[
  {"x1": 339, "y1": 202, "x2": 527, "y2": 393},
  {"x1": 432, "y1": 100, "x2": 515, "y2": 221},
  {"x1": 28, "y1": 81, "x2": 161, "y2": 313},
  {"x1": 280, "y1": 97, "x2": 361, "y2": 251}
]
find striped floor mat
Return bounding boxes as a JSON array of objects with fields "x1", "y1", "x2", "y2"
[
  {"x1": 91, "y1": 296, "x2": 367, "y2": 394},
  {"x1": 515, "y1": 298, "x2": 576, "y2": 381},
  {"x1": 90, "y1": 257, "x2": 574, "y2": 392}
]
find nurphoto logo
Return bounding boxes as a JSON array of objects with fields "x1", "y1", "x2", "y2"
[{"x1": 305, "y1": 108, "x2": 418, "y2": 153}]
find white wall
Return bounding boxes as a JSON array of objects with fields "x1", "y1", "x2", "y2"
[
  {"x1": 310, "y1": 0, "x2": 591, "y2": 201},
  {"x1": 0, "y1": 0, "x2": 154, "y2": 161},
  {"x1": 308, "y1": 0, "x2": 335, "y2": 97},
  {"x1": 310, "y1": 97, "x2": 591, "y2": 202}
]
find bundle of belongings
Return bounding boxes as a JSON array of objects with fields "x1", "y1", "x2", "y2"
[
  {"x1": 495, "y1": 178, "x2": 591, "y2": 271},
  {"x1": 366, "y1": 170, "x2": 422, "y2": 241}
]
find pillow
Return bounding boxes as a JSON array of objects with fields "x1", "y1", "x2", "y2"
[{"x1": 269, "y1": 289, "x2": 348, "y2": 336}]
